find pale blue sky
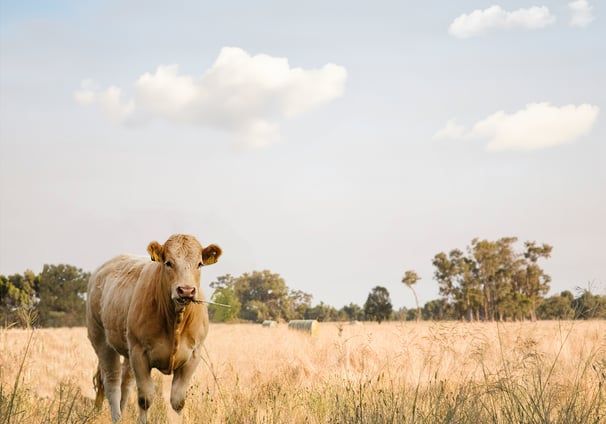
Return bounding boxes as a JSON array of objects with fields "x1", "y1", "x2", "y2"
[{"x1": 1, "y1": 0, "x2": 604, "y2": 309}]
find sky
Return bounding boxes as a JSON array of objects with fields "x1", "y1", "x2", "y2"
[{"x1": 1, "y1": 0, "x2": 604, "y2": 310}]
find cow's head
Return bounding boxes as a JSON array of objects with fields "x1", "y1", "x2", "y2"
[{"x1": 147, "y1": 234, "x2": 222, "y2": 305}]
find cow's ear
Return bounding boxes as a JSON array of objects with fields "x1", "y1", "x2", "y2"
[
  {"x1": 147, "y1": 241, "x2": 164, "y2": 262},
  {"x1": 202, "y1": 244, "x2": 222, "y2": 265}
]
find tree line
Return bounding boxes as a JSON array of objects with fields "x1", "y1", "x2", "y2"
[
  {"x1": 208, "y1": 272, "x2": 395, "y2": 323},
  {"x1": 432, "y1": 237, "x2": 553, "y2": 321},
  {"x1": 1, "y1": 237, "x2": 605, "y2": 327},
  {"x1": 0, "y1": 264, "x2": 89, "y2": 327}
]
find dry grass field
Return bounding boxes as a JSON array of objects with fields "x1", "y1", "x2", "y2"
[{"x1": 1, "y1": 321, "x2": 605, "y2": 423}]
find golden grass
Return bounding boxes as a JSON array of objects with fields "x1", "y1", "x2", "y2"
[{"x1": 1, "y1": 321, "x2": 605, "y2": 423}]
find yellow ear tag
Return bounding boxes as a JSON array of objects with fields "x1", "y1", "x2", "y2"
[
  {"x1": 152, "y1": 252, "x2": 160, "y2": 262},
  {"x1": 203, "y1": 255, "x2": 217, "y2": 265}
]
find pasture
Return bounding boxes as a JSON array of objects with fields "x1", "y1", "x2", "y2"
[{"x1": 1, "y1": 321, "x2": 605, "y2": 423}]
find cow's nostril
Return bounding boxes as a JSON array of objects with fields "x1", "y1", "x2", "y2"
[{"x1": 177, "y1": 285, "x2": 195, "y2": 298}]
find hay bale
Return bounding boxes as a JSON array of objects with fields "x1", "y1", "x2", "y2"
[
  {"x1": 288, "y1": 320, "x2": 319, "y2": 336},
  {"x1": 262, "y1": 320, "x2": 277, "y2": 327}
]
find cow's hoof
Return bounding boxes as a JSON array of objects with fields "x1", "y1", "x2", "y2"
[{"x1": 171, "y1": 398, "x2": 185, "y2": 413}]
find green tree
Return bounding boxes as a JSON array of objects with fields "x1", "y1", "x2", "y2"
[
  {"x1": 393, "y1": 307, "x2": 410, "y2": 321},
  {"x1": 340, "y1": 302, "x2": 365, "y2": 321},
  {"x1": 305, "y1": 302, "x2": 339, "y2": 322},
  {"x1": 470, "y1": 237, "x2": 519, "y2": 321},
  {"x1": 518, "y1": 241, "x2": 553, "y2": 321},
  {"x1": 537, "y1": 291, "x2": 574, "y2": 320},
  {"x1": 422, "y1": 299, "x2": 456, "y2": 321},
  {"x1": 433, "y1": 238, "x2": 553, "y2": 321},
  {"x1": 1, "y1": 275, "x2": 20, "y2": 326},
  {"x1": 286, "y1": 289, "x2": 313, "y2": 320},
  {"x1": 233, "y1": 270, "x2": 289, "y2": 322},
  {"x1": 402, "y1": 270, "x2": 421, "y2": 321},
  {"x1": 498, "y1": 292, "x2": 531, "y2": 321},
  {"x1": 208, "y1": 274, "x2": 241, "y2": 322},
  {"x1": 212, "y1": 271, "x2": 312, "y2": 322},
  {"x1": 8, "y1": 271, "x2": 38, "y2": 305},
  {"x1": 37, "y1": 264, "x2": 89, "y2": 327},
  {"x1": 572, "y1": 287, "x2": 606, "y2": 319},
  {"x1": 1, "y1": 271, "x2": 39, "y2": 327},
  {"x1": 363, "y1": 286, "x2": 393, "y2": 324},
  {"x1": 433, "y1": 249, "x2": 482, "y2": 321}
]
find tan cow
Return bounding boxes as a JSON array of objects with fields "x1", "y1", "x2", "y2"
[{"x1": 86, "y1": 234, "x2": 222, "y2": 422}]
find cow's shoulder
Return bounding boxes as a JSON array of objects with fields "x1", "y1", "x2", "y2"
[{"x1": 126, "y1": 262, "x2": 165, "y2": 329}]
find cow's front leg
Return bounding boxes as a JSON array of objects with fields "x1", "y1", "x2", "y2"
[
  {"x1": 170, "y1": 349, "x2": 202, "y2": 413},
  {"x1": 130, "y1": 344, "x2": 155, "y2": 424}
]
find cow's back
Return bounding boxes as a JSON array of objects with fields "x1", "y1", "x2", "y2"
[{"x1": 87, "y1": 254, "x2": 149, "y2": 356}]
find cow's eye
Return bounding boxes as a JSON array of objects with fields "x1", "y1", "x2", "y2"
[
  {"x1": 197, "y1": 262, "x2": 203, "y2": 269},
  {"x1": 165, "y1": 261, "x2": 173, "y2": 268}
]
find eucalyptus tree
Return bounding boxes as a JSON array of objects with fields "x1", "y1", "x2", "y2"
[
  {"x1": 402, "y1": 270, "x2": 422, "y2": 321},
  {"x1": 433, "y1": 238, "x2": 553, "y2": 321},
  {"x1": 433, "y1": 249, "x2": 481, "y2": 321},
  {"x1": 519, "y1": 241, "x2": 553, "y2": 321}
]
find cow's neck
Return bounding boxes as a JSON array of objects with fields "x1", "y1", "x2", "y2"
[{"x1": 168, "y1": 302, "x2": 195, "y2": 373}]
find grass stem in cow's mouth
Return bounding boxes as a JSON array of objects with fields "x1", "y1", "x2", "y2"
[
  {"x1": 200, "y1": 299, "x2": 231, "y2": 308},
  {"x1": 173, "y1": 298, "x2": 231, "y2": 308}
]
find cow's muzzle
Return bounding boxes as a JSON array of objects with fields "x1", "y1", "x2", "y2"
[{"x1": 174, "y1": 285, "x2": 197, "y2": 304}]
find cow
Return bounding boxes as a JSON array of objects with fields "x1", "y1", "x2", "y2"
[{"x1": 86, "y1": 234, "x2": 222, "y2": 422}]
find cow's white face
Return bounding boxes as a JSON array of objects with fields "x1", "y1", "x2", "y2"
[
  {"x1": 163, "y1": 244, "x2": 203, "y2": 303},
  {"x1": 147, "y1": 234, "x2": 222, "y2": 305}
]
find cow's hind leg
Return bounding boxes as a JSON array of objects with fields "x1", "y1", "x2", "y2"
[
  {"x1": 96, "y1": 344, "x2": 123, "y2": 422},
  {"x1": 120, "y1": 358, "x2": 135, "y2": 414}
]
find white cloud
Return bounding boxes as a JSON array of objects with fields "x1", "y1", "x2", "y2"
[
  {"x1": 569, "y1": 0, "x2": 594, "y2": 27},
  {"x1": 449, "y1": 5, "x2": 556, "y2": 38},
  {"x1": 434, "y1": 103, "x2": 600, "y2": 151},
  {"x1": 74, "y1": 81, "x2": 135, "y2": 122},
  {"x1": 74, "y1": 47, "x2": 347, "y2": 148},
  {"x1": 432, "y1": 119, "x2": 466, "y2": 140},
  {"x1": 73, "y1": 79, "x2": 97, "y2": 105}
]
